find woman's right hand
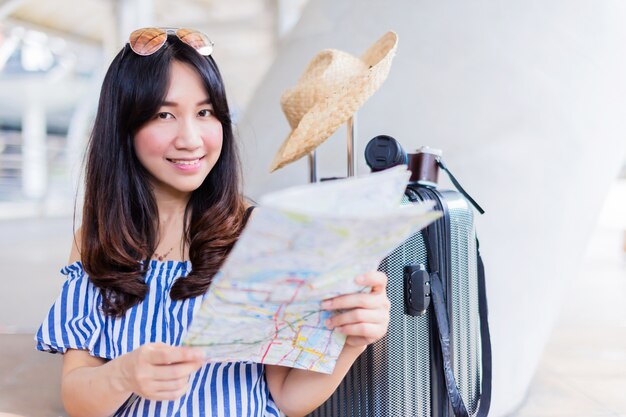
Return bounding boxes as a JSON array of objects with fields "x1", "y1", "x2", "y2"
[{"x1": 116, "y1": 342, "x2": 206, "y2": 401}]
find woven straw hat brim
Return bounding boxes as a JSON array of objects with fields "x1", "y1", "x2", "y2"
[{"x1": 270, "y1": 31, "x2": 398, "y2": 172}]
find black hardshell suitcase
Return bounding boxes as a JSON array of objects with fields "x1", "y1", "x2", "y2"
[{"x1": 308, "y1": 139, "x2": 492, "y2": 417}]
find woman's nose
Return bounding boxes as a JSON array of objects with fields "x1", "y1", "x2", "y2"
[{"x1": 174, "y1": 118, "x2": 203, "y2": 150}]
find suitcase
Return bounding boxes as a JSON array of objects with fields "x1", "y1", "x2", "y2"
[{"x1": 307, "y1": 136, "x2": 492, "y2": 417}]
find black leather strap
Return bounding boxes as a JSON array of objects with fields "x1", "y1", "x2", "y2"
[
  {"x1": 423, "y1": 223, "x2": 469, "y2": 417},
  {"x1": 430, "y1": 271, "x2": 470, "y2": 417},
  {"x1": 475, "y1": 240, "x2": 492, "y2": 417},
  {"x1": 436, "y1": 160, "x2": 485, "y2": 215},
  {"x1": 424, "y1": 224, "x2": 492, "y2": 417}
]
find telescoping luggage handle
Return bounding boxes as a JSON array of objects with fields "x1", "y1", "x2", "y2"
[{"x1": 308, "y1": 115, "x2": 358, "y2": 182}]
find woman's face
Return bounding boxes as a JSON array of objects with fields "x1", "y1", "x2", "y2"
[{"x1": 134, "y1": 60, "x2": 223, "y2": 199}]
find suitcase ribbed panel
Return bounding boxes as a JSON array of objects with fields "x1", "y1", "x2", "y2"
[
  {"x1": 380, "y1": 235, "x2": 431, "y2": 417},
  {"x1": 309, "y1": 195, "x2": 431, "y2": 417},
  {"x1": 308, "y1": 190, "x2": 483, "y2": 417},
  {"x1": 441, "y1": 191, "x2": 482, "y2": 414}
]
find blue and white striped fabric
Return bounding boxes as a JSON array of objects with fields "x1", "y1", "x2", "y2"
[{"x1": 36, "y1": 261, "x2": 281, "y2": 417}]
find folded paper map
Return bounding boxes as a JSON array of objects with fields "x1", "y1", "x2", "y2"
[{"x1": 184, "y1": 166, "x2": 441, "y2": 373}]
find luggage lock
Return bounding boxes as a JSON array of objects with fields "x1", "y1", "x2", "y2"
[{"x1": 404, "y1": 264, "x2": 431, "y2": 316}]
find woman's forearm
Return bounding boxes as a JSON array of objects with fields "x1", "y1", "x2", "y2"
[
  {"x1": 62, "y1": 356, "x2": 132, "y2": 417},
  {"x1": 61, "y1": 344, "x2": 204, "y2": 417},
  {"x1": 267, "y1": 344, "x2": 366, "y2": 417}
]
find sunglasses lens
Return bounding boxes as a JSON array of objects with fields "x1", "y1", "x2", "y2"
[
  {"x1": 129, "y1": 28, "x2": 167, "y2": 56},
  {"x1": 176, "y1": 28, "x2": 213, "y2": 56}
]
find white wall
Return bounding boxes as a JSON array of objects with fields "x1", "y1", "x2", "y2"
[{"x1": 239, "y1": 1, "x2": 626, "y2": 415}]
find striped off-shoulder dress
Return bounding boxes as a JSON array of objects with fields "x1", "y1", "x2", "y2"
[{"x1": 35, "y1": 260, "x2": 281, "y2": 417}]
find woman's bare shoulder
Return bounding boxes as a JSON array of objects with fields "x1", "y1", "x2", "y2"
[{"x1": 68, "y1": 227, "x2": 82, "y2": 265}]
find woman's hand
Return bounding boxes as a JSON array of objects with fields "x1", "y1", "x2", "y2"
[
  {"x1": 321, "y1": 270, "x2": 391, "y2": 347},
  {"x1": 116, "y1": 342, "x2": 205, "y2": 401}
]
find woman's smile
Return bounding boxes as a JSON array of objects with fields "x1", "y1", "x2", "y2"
[{"x1": 167, "y1": 156, "x2": 205, "y2": 171}]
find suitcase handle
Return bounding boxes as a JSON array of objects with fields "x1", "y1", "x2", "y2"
[{"x1": 308, "y1": 115, "x2": 358, "y2": 183}]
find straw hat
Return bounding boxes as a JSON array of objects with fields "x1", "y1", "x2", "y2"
[{"x1": 270, "y1": 31, "x2": 399, "y2": 172}]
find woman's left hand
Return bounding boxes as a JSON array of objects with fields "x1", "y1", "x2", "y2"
[{"x1": 321, "y1": 270, "x2": 391, "y2": 348}]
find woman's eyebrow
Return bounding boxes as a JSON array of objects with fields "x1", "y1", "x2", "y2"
[{"x1": 160, "y1": 98, "x2": 212, "y2": 107}]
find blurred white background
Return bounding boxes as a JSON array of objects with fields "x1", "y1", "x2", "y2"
[{"x1": 0, "y1": 1, "x2": 625, "y2": 416}]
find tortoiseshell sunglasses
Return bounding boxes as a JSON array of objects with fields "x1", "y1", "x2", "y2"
[{"x1": 128, "y1": 27, "x2": 214, "y2": 56}]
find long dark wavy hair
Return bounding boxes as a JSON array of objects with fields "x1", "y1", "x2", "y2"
[{"x1": 81, "y1": 35, "x2": 247, "y2": 316}]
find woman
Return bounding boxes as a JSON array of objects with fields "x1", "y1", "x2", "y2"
[{"x1": 36, "y1": 28, "x2": 390, "y2": 417}]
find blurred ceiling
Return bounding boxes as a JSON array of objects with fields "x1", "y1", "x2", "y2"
[
  {"x1": 0, "y1": 0, "x2": 308, "y2": 130},
  {"x1": 5, "y1": 0, "x2": 112, "y2": 44}
]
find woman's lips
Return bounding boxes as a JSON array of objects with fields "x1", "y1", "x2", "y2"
[{"x1": 167, "y1": 156, "x2": 205, "y2": 171}]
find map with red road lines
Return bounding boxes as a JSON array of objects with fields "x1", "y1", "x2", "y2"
[{"x1": 184, "y1": 167, "x2": 440, "y2": 373}]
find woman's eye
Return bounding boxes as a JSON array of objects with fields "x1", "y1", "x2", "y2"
[
  {"x1": 156, "y1": 112, "x2": 173, "y2": 120},
  {"x1": 198, "y1": 109, "x2": 213, "y2": 117}
]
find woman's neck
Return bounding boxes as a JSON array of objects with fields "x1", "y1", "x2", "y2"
[
  {"x1": 152, "y1": 189, "x2": 190, "y2": 261},
  {"x1": 157, "y1": 200, "x2": 187, "y2": 225},
  {"x1": 152, "y1": 186, "x2": 190, "y2": 222}
]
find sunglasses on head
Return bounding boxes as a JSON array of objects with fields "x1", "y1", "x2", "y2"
[{"x1": 128, "y1": 27, "x2": 214, "y2": 57}]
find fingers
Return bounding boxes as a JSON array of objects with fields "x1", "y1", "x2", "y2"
[
  {"x1": 321, "y1": 270, "x2": 391, "y2": 348},
  {"x1": 322, "y1": 292, "x2": 389, "y2": 310},
  {"x1": 153, "y1": 375, "x2": 190, "y2": 391},
  {"x1": 335, "y1": 322, "x2": 385, "y2": 339},
  {"x1": 145, "y1": 343, "x2": 205, "y2": 365},
  {"x1": 147, "y1": 378, "x2": 192, "y2": 401},
  {"x1": 326, "y1": 306, "x2": 389, "y2": 342},
  {"x1": 141, "y1": 344, "x2": 205, "y2": 382},
  {"x1": 155, "y1": 384, "x2": 191, "y2": 401},
  {"x1": 325, "y1": 308, "x2": 385, "y2": 328},
  {"x1": 141, "y1": 361, "x2": 201, "y2": 401},
  {"x1": 359, "y1": 270, "x2": 388, "y2": 291},
  {"x1": 152, "y1": 360, "x2": 205, "y2": 380},
  {"x1": 124, "y1": 343, "x2": 206, "y2": 401},
  {"x1": 321, "y1": 271, "x2": 388, "y2": 310}
]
